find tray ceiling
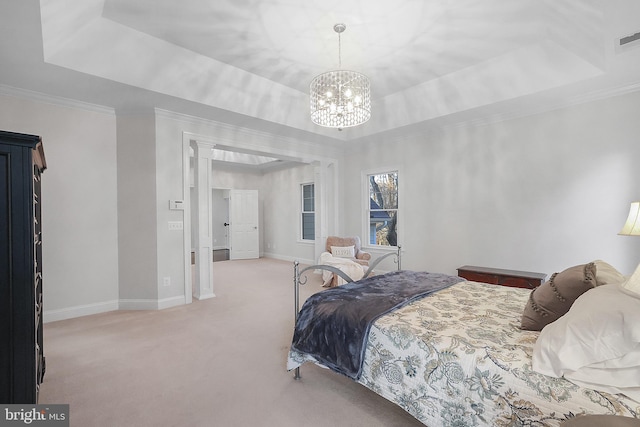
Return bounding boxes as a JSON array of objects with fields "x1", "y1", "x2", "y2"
[{"x1": 2, "y1": 0, "x2": 640, "y2": 144}]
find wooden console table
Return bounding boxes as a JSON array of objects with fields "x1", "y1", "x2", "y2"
[{"x1": 457, "y1": 265, "x2": 547, "y2": 289}]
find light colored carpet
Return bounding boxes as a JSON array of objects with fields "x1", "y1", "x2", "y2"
[{"x1": 39, "y1": 258, "x2": 423, "y2": 427}]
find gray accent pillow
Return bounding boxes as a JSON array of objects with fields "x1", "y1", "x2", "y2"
[{"x1": 521, "y1": 262, "x2": 596, "y2": 331}]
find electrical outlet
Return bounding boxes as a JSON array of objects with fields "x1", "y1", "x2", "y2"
[
  {"x1": 168, "y1": 221, "x2": 183, "y2": 231},
  {"x1": 163, "y1": 277, "x2": 171, "y2": 287}
]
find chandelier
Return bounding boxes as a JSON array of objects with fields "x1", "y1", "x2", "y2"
[{"x1": 310, "y1": 24, "x2": 371, "y2": 130}]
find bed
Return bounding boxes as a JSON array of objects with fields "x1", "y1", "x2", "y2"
[{"x1": 287, "y1": 256, "x2": 640, "y2": 426}]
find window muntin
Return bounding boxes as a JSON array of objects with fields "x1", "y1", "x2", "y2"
[
  {"x1": 301, "y1": 183, "x2": 315, "y2": 241},
  {"x1": 367, "y1": 171, "x2": 398, "y2": 246}
]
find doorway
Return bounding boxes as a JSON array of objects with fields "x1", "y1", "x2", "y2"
[
  {"x1": 211, "y1": 188, "x2": 259, "y2": 261},
  {"x1": 228, "y1": 189, "x2": 259, "y2": 260},
  {"x1": 212, "y1": 188, "x2": 230, "y2": 262},
  {"x1": 183, "y1": 132, "x2": 336, "y2": 302}
]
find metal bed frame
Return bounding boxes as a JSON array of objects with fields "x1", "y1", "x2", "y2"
[{"x1": 292, "y1": 245, "x2": 402, "y2": 380}]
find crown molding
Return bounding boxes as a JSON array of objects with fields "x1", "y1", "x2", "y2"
[
  {"x1": 155, "y1": 108, "x2": 344, "y2": 161},
  {"x1": 6, "y1": 79, "x2": 639, "y2": 151},
  {"x1": 349, "y1": 80, "x2": 640, "y2": 150},
  {"x1": 460, "y1": 81, "x2": 640, "y2": 130},
  {"x1": 0, "y1": 84, "x2": 116, "y2": 115}
]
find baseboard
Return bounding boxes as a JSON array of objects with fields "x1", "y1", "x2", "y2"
[
  {"x1": 44, "y1": 300, "x2": 119, "y2": 323},
  {"x1": 43, "y1": 296, "x2": 188, "y2": 322},
  {"x1": 262, "y1": 252, "x2": 315, "y2": 266},
  {"x1": 119, "y1": 296, "x2": 186, "y2": 311},
  {"x1": 158, "y1": 295, "x2": 187, "y2": 310}
]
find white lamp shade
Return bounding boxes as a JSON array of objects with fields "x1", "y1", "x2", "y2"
[{"x1": 619, "y1": 201, "x2": 640, "y2": 236}]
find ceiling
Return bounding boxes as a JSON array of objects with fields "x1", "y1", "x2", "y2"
[{"x1": 1, "y1": 0, "x2": 640, "y2": 153}]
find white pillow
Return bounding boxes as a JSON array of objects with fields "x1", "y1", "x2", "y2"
[
  {"x1": 532, "y1": 284, "x2": 640, "y2": 401},
  {"x1": 620, "y1": 262, "x2": 640, "y2": 298},
  {"x1": 555, "y1": 350, "x2": 640, "y2": 402},
  {"x1": 593, "y1": 259, "x2": 626, "y2": 286},
  {"x1": 331, "y1": 245, "x2": 355, "y2": 258}
]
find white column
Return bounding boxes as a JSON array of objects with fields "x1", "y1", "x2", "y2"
[{"x1": 192, "y1": 140, "x2": 216, "y2": 300}]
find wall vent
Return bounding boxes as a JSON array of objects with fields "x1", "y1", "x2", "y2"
[
  {"x1": 616, "y1": 30, "x2": 640, "y2": 54},
  {"x1": 620, "y1": 31, "x2": 640, "y2": 46}
]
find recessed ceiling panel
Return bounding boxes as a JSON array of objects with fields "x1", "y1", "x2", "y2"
[
  {"x1": 29, "y1": 0, "x2": 627, "y2": 140},
  {"x1": 102, "y1": 0, "x2": 551, "y2": 98}
]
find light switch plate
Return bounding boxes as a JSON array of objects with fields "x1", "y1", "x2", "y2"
[{"x1": 169, "y1": 200, "x2": 184, "y2": 210}]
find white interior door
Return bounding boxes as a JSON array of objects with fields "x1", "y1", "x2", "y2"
[{"x1": 229, "y1": 189, "x2": 259, "y2": 260}]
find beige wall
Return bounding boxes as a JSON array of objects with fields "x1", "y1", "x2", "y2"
[
  {"x1": 0, "y1": 93, "x2": 119, "y2": 320},
  {"x1": 116, "y1": 113, "x2": 159, "y2": 303},
  {"x1": 3, "y1": 86, "x2": 639, "y2": 322},
  {"x1": 343, "y1": 90, "x2": 640, "y2": 276}
]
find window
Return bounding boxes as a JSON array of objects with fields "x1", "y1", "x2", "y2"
[
  {"x1": 301, "y1": 183, "x2": 315, "y2": 240},
  {"x1": 367, "y1": 171, "x2": 398, "y2": 246}
]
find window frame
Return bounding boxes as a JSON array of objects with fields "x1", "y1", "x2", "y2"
[
  {"x1": 362, "y1": 168, "x2": 400, "y2": 250},
  {"x1": 300, "y1": 182, "x2": 315, "y2": 242}
]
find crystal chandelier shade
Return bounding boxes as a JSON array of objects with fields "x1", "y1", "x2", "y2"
[{"x1": 310, "y1": 24, "x2": 371, "y2": 129}]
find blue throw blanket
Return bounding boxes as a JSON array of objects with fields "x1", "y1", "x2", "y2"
[{"x1": 291, "y1": 270, "x2": 462, "y2": 379}]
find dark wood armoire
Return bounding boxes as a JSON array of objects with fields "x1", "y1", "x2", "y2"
[{"x1": 0, "y1": 130, "x2": 47, "y2": 403}]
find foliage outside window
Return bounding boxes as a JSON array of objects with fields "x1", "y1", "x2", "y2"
[
  {"x1": 301, "y1": 183, "x2": 315, "y2": 241},
  {"x1": 368, "y1": 171, "x2": 398, "y2": 246}
]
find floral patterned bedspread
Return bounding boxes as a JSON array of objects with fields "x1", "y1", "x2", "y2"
[{"x1": 288, "y1": 281, "x2": 640, "y2": 426}]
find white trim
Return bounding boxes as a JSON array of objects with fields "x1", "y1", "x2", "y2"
[
  {"x1": 158, "y1": 296, "x2": 187, "y2": 310},
  {"x1": 41, "y1": 294, "x2": 200, "y2": 323},
  {"x1": 263, "y1": 252, "x2": 315, "y2": 266},
  {"x1": 345, "y1": 82, "x2": 640, "y2": 150},
  {"x1": 362, "y1": 245, "x2": 400, "y2": 253},
  {"x1": 362, "y1": 167, "x2": 402, "y2": 248},
  {"x1": 295, "y1": 239, "x2": 315, "y2": 246},
  {"x1": 43, "y1": 300, "x2": 119, "y2": 323},
  {"x1": 457, "y1": 83, "x2": 640, "y2": 129},
  {"x1": 0, "y1": 84, "x2": 116, "y2": 115},
  {"x1": 300, "y1": 182, "x2": 315, "y2": 242},
  {"x1": 193, "y1": 292, "x2": 216, "y2": 301},
  {"x1": 182, "y1": 132, "x2": 193, "y2": 304},
  {"x1": 191, "y1": 139, "x2": 217, "y2": 299},
  {"x1": 158, "y1": 109, "x2": 343, "y2": 160},
  {"x1": 118, "y1": 299, "x2": 159, "y2": 311},
  {"x1": 119, "y1": 296, "x2": 186, "y2": 311}
]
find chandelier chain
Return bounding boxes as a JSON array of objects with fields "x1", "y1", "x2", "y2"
[{"x1": 338, "y1": 31, "x2": 342, "y2": 69}]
